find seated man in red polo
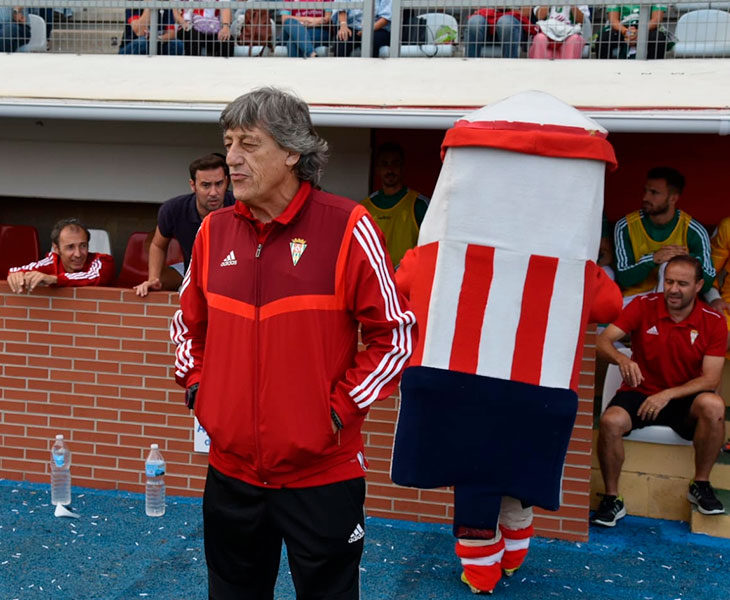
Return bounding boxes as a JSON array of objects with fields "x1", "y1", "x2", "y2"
[
  {"x1": 593, "y1": 255, "x2": 727, "y2": 527},
  {"x1": 6, "y1": 217, "x2": 114, "y2": 293}
]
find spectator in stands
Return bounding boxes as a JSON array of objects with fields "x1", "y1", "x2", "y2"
[
  {"x1": 280, "y1": 0, "x2": 332, "y2": 58},
  {"x1": 593, "y1": 255, "x2": 727, "y2": 526},
  {"x1": 119, "y1": 7, "x2": 185, "y2": 55},
  {"x1": 528, "y1": 4, "x2": 589, "y2": 59},
  {"x1": 0, "y1": 6, "x2": 30, "y2": 52},
  {"x1": 362, "y1": 142, "x2": 429, "y2": 268},
  {"x1": 710, "y1": 216, "x2": 730, "y2": 354},
  {"x1": 6, "y1": 218, "x2": 114, "y2": 293},
  {"x1": 464, "y1": 6, "x2": 533, "y2": 58},
  {"x1": 178, "y1": 0, "x2": 234, "y2": 57},
  {"x1": 332, "y1": 0, "x2": 391, "y2": 57},
  {"x1": 613, "y1": 167, "x2": 715, "y2": 303},
  {"x1": 597, "y1": 4, "x2": 669, "y2": 59},
  {"x1": 134, "y1": 153, "x2": 234, "y2": 297}
]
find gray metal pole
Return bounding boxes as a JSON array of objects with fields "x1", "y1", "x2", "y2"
[
  {"x1": 149, "y1": 8, "x2": 159, "y2": 56},
  {"x1": 389, "y1": 0, "x2": 401, "y2": 57},
  {"x1": 361, "y1": 0, "x2": 374, "y2": 57},
  {"x1": 636, "y1": 4, "x2": 650, "y2": 60}
]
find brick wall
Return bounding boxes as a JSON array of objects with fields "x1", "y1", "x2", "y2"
[{"x1": 0, "y1": 282, "x2": 595, "y2": 541}]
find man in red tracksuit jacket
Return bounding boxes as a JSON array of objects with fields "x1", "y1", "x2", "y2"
[
  {"x1": 170, "y1": 87, "x2": 415, "y2": 600},
  {"x1": 6, "y1": 217, "x2": 114, "y2": 292}
]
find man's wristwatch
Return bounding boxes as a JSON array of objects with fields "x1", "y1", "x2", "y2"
[{"x1": 185, "y1": 383, "x2": 199, "y2": 409}]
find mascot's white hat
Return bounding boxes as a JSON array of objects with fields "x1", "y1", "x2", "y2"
[{"x1": 420, "y1": 90, "x2": 617, "y2": 262}]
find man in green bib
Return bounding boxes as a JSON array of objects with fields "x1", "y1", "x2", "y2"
[
  {"x1": 614, "y1": 166, "x2": 715, "y2": 303},
  {"x1": 362, "y1": 143, "x2": 429, "y2": 268}
]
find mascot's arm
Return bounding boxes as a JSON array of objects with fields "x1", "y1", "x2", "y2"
[
  {"x1": 395, "y1": 247, "x2": 418, "y2": 300},
  {"x1": 587, "y1": 261, "x2": 623, "y2": 324}
]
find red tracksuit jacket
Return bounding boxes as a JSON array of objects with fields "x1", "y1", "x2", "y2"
[
  {"x1": 8, "y1": 251, "x2": 115, "y2": 286},
  {"x1": 171, "y1": 182, "x2": 415, "y2": 488}
]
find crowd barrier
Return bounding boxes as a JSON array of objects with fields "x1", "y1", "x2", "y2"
[{"x1": 2, "y1": 0, "x2": 730, "y2": 59}]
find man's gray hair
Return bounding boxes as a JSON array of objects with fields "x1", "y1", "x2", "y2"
[{"x1": 220, "y1": 87, "x2": 328, "y2": 185}]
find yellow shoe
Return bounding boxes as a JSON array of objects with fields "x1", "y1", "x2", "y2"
[
  {"x1": 502, "y1": 567, "x2": 519, "y2": 577},
  {"x1": 461, "y1": 572, "x2": 493, "y2": 595}
]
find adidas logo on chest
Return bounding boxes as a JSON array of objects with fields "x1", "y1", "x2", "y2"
[{"x1": 220, "y1": 251, "x2": 237, "y2": 267}]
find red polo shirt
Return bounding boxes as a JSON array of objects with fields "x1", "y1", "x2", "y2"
[{"x1": 614, "y1": 293, "x2": 727, "y2": 395}]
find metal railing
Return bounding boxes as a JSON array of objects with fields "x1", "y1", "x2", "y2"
[{"x1": 2, "y1": 0, "x2": 729, "y2": 59}]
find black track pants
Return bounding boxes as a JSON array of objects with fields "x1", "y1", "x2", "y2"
[{"x1": 203, "y1": 466, "x2": 365, "y2": 600}]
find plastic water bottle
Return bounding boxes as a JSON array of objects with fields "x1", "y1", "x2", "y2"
[
  {"x1": 50, "y1": 434, "x2": 71, "y2": 506},
  {"x1": 145, "y1": 444, "x2": 166, "y2": 517}
]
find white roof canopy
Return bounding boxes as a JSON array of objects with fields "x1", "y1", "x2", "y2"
[{"x1": 1, "y1": 55, "x2": 729, "y2": 132}]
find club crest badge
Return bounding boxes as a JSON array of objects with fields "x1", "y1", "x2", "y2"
[
  {"x1": 290, "y1": 238, "x2": 307, "y2": 266},
  {"x1": 690, "y1": 329, "x2": 699, "y2": 345}
]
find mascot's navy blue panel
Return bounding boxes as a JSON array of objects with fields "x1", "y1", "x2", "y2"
[{"x1": 392, "y1": 366, "x2": 577, "y2": 511}]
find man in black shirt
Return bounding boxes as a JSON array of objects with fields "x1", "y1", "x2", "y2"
[{"x1": 134, "y1": 153, "x2": 235, "y2": 296}]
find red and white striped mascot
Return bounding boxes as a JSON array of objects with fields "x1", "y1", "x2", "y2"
[{"x1": 391, "y1": 91, "x2": 623, "y2": 594}]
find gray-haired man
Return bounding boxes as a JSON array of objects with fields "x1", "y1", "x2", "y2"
[{"x1": 171, "y1": 87, "x2": 415, "y2": 599}]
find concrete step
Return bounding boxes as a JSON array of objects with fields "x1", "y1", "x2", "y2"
[
  {"x1": 690, "y1": 488, "x2": 730, "y2": 538},
  {"x1": 590, "y1": 433, "x2": 730, "y2": 527},
  {"x1": 712, "y1": 460, "x2": 730, "y2": 490},
  {"x1": 50, "y1": 27, "x2": 124, "y2": 54}
]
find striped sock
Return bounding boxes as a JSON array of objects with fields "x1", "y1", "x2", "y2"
[
  {"x1": 455, "y1": 538, "x2": 505, "y2": 593},
  {"x1": 499, "y1": 524, "x2": 534, "y2": 574}
]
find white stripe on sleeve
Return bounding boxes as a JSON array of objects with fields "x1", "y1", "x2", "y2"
[{"x1": 348, "y1": 217, "x2": 414, "y2": 409}]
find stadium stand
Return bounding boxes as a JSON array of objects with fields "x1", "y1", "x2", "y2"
[
  {"x1": 673, "y1": 8, "x2": 730, "y2": 56},
  {"x1": 17, "y1": 13, "x2": 47, "y2": 52},
  {"x1": 0, "y1": 224, "x2": 40, "y2": 279},
  {"x1": 115, "y1": 231, "x2": 184, "y2": 288},
  {"x1": 88, "y1": 228, "x2": 112, "y2": 255}
]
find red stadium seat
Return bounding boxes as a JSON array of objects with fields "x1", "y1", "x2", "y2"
[
  {"x1": 0, "y1": 224, "x2": 40, "y2": 279},
  {"x1": 115, "y1": 232, "x2": 149, "y2": 288},
  {"x1": 115, "y1": 232, "x2": 186, "y2": 288},
  {"x1": 167, "y1": 238, "x2": 184, "y2": 266}
]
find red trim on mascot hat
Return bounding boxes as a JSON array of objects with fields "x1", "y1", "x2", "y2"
[{"x1": 442, "y1": 119, "x2": 618, "y2": 171}]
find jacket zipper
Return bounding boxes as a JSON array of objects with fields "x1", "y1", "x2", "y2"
[{"x1": 253, "y1": 239, "x2": 265, "y2": 483}]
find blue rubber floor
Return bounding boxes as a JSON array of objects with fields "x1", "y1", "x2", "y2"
[{"x1": 1, "y1": 478, "x2": 729, "y2": 600}]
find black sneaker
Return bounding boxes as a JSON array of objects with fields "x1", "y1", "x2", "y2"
[
  {"x1": 688, "y1": 481, "x2": 725, "y2": 515},
  {"x1": 591, "y1": 494, "x2": 626, "y2": 527}
]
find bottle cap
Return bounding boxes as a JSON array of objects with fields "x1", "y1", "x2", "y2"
[
  {"x1": 56, "y1": 434, "x2": 64, "y2": 440},
  {"x1": 150, "y1": 443, "x2": 159, "y2": 449}
]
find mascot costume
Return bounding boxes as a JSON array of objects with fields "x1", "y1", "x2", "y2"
[{"x1": 391, "y1": 91, "x2": 623, "y2": 594}]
